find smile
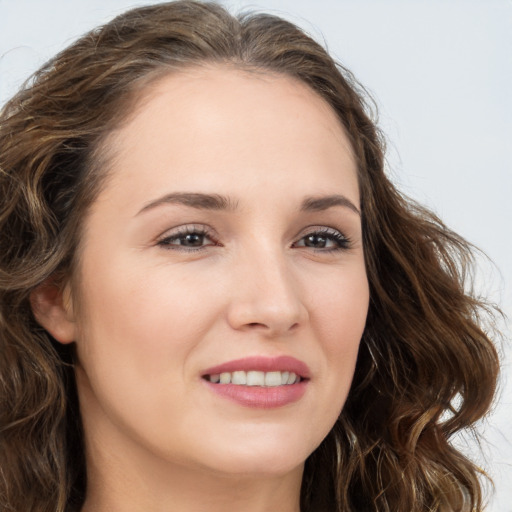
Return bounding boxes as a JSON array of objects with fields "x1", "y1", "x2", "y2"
[
  {"x1": 201, "y1": 356, "x2": 310, "y2": 408},
  {"x1": 204, "y1": 370, "x2": 302, "y2": 386}
]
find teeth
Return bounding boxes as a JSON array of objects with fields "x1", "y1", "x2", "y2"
[
  {"x1": 219, "y1": 372, "x2": 231, "y2": 384},
  {"x1": 287, "y1": 372, "x2": 297, "y2": 385},
  {"x1": 246, "y1": 370, "x2": 265, "y2": 386},
  {"x1": 265, "y1": 371, "x2": 282, "y2": 387},
  {"x1": 231, "y1": 371, "x2": 247, "y2": 385},
  {"x1": 206, "y1": 370, "x2": 301, "y2": 386}
]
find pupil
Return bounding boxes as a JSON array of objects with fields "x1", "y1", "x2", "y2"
[
  {"x1": 183, "y1": 233, "x2": 203, "y2": 246},
  {"x1": 306, "y1": 234, "x2": 326, "y2": 248}
]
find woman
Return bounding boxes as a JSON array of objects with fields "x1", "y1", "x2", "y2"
[{"x1": 0, "y1": 2, "x2": 500, "y2": 511}]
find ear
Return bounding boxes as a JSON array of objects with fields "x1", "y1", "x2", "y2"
[{"x1": 30, "y1": 278, "x2": 77, "y2": 344}]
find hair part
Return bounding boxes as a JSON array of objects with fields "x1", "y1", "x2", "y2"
[{"x1": 0, "y1": 2, "x2": 499, "y2": 511}]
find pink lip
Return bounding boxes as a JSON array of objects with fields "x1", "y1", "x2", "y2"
[
  {"x1": 201, "y1": 355, "x2": 311, "y2": 379},
  {"x1": 201, "y1": 356, "x2": 310, "y2": 409}
]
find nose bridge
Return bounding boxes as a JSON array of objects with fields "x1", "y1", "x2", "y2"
[{"x1": 226, "y1": 239, "x2": 308, "y2": 336}]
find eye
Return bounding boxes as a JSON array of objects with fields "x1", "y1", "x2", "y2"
[
  {"x1": 293, "y1": 228, "x2": 351, "y2": 252},
  {"x1": 157, "y1": 225, "x2": 351, "y2": 253},
  {"x1": 157, "y1": 225, "x2": 218, "y2": 252}
]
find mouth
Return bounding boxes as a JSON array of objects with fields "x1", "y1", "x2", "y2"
[
  {"x1": 201, "y1": 356, "x2": 310, "y2": 408},
  {"x1": 203, "y1": 370, "x2": 303, "y2": 386},
  {"x1": 201, "y1": 355, "x2": 310, "y2": 388}
]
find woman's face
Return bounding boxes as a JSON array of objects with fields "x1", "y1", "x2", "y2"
[{"x1": 65, "y1": 66, "x2": 369, "y2": 478}]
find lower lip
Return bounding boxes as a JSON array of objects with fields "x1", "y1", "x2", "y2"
[{"x1": 203, "y1": 380, "x2": 308, "y2": 409}]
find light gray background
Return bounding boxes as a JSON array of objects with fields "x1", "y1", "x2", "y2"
[{"x1": 1, "y1": 0, "x2": 510, "y2": 510}]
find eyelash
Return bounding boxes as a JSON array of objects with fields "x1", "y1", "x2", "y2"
[{"x1": 156, "y1": 225, "x2": 352, "y2": 253}]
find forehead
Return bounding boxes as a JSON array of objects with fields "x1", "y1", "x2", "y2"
[
  {"x1": 95, "y1": 65, "x2": 359, "y2": 213},
  {"x1": 130, "y1": 64, "x2": 347, "y2": 132},
  {"x1": 112, "y1": 65, "x2": 354, "y2": 155}
]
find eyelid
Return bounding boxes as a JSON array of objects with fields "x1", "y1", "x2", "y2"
[
  {"x1": 156, "y1": 224, "x2": 352, "y2": 253},
  {"x1": 293, "y1": 226, "x2": 352, "y2": 252},
  {"x1": 156, "y1": 224, "x2": 219, "y2": 251}
]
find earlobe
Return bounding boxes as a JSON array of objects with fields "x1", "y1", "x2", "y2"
[{"x1": 30, "y1": 278, "x2": 76, "y2": 344}]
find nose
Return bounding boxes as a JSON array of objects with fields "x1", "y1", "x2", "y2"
[{"x1": 226, "y1": 249, "x2": 309, "y2": 338}]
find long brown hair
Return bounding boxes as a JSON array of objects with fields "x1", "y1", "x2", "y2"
[{"x1": 0, "y1": 2, "x2": 499, "y2": 511}]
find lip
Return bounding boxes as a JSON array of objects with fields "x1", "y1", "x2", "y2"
[
  {"x1": 201, "y1": 355, "x2": 311, "y2": 379},
  {"x1": 201, "y1": 356, "x2": 310, "y2": 409}
]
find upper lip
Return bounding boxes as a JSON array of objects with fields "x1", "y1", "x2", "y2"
[{"x1": 201, "y1": 356, "x2": 311, "y2": 379}]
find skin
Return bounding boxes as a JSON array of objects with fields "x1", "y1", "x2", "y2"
[{"x1": 33, "y1": 66, "x2": 369, "y2": 512}]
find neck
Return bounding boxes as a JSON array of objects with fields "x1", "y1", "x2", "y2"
[
  {"x1": 82, "y1": 462, "x2": 303, "y2": 512},
  {"x1": 80, "y1": 432, "x2": 303, "y2": 512}
]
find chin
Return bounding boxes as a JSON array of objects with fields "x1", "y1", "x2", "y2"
[
  {"x1": 185, "y1": 430, "x2": 316, "y2": 478},
  {"x1": 202, "y1": 453, "x2": 306, "y2": 479}
]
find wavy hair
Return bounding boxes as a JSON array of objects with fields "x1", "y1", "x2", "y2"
[{"x1": 0, "y1": 2, "x2": 499, "y2": 511}]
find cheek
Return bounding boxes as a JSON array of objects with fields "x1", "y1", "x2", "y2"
[
  {"x1": 73, "y1": 264, "x2": 223, "y2": 452},
  {"x1": 309, "y1": 265, "x2": 369, "y2": 401},
  {"x1": 73, "y1": 263, "x2": 223, "y2": 423},
  {"x1": 78, "y1": 263, "x2": 215, "y2": 355},
  {"x1": 312, "y1": 264, "x2": 369, "y2": 346}
]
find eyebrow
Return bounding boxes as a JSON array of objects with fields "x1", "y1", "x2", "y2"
[
  {"x1": 137, "y1": 192, "x2": 360, "y2": 216},
  {"x1": 137, "y1": 192, "x2": 238, "y2": 215},
  {"x1": 300, "y1": 194, "x2": 360, "y2": 215}
]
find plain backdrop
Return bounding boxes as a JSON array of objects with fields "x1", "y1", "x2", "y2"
[{"x1": 1, "y1": 0, "x2": 511, "y2": 510}]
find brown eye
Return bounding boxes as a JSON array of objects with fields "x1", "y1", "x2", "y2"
[
  {"x1": 303, "y1": 234, "x2": 329, "y2": 248},
  {"x1": 179, "y1": 233, "x2": 206, "y2": 247},
  {"x1": 157, "y1": 226, "x2": 217, "y2": 252},
  {"x1": 294, "y1": 228, "x2": 351, "y2": 252}
]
